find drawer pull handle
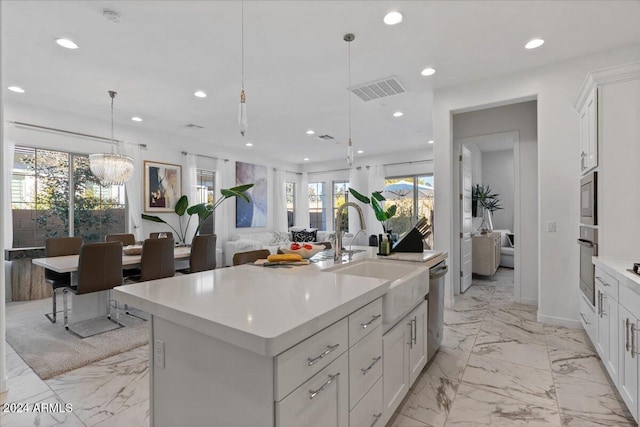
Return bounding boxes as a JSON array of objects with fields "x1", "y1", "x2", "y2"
[
  {"x1": 307, "y1": 344, "x2": 340, "y2": 366},
  {"x1": 632, "y1": 324, "x2": 639, "y2": 357},
  {"x1": 412, "y1": 316, "x2": 417, "y2": 345},
  {"x1": 595, "y1": 276, "x2": 611, "y2": 287},
  {"x1": 626, "y1": 318, "x2": 631, "y2": 352},
  {"x1": 361, "y1": 356, "x2": 382, "y2": 375},
  {"x1": 361, "y1": 314, "x2": 381, "y2": 329},
  {"x1": 370, "y1": 412, "x2": 383, "y2": 427},
  {"x1": 309, "y1": 373, "x2": 340, "y2": 399},
  {"x1": 579, "y1": 313, "x2": 590, "y2": 325}
]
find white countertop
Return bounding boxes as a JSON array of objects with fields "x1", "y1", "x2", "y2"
[{"x1": 114, "y1": 246, "x2": 447, "y2": 356}]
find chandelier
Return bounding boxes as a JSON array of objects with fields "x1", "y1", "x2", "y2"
[
  {"x1": 89, "y1": 90, "x2": 134, "y2": 186},
  {"x1": 344, "y1": 33, "x2": 355, "y2": 167}
]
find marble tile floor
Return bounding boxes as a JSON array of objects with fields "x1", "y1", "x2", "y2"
[{"x1": 1, "y1": 267, "x2": 635, "y2": 426}]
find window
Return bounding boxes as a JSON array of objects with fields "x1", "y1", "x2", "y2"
[
  {"x1": 308, "y1": 182, "x2": 326, "y2": 230},
  {"x1": 196, "y1": 169, "x2": 215, "y2": 235},
  {"x1": 286, "y1": 182, "x2": 295, "y2": 228},
  {"x1": 332, "y1": 180, "x2": 349, "y2": 232},
  {"x1": 384, "y1": 175, "x2": 434, "y2": 248},
  {"x1": 11, "y1": 146, "x2": 126, "y2": 248}
]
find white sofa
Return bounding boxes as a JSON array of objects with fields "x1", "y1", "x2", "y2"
[
  {"x1": 493, "y1": 229, "x2": 515, "y2": 268},
  {"x1": 224, "y1": 230, "x2": 353, "y2": 266}
]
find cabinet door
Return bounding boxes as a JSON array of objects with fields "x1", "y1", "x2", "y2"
[
  {"x1": 382, "y1": 318, "x2": 410, "y2": 426},
  {"x1": 276, "y1": 352, "x2": 349, "y2": 427},
  {"x1": 409, "y1": 301, "x2": 428, "y2": 386},
  {"x1": 595, "y1": 284, "x2": 609, "y2": 361},
  {"x1": 618, "y1": 305, "x2": 638, "y2": 421},
  {"x1": 579, "y1": 99, "x2": 589, "y2": 172},
  {"x1": 603, "y1": 291, "x2": 619, "y2": 385},
  {"x1": 586, "y1": 88, "x2": 598, "y2": 170}
]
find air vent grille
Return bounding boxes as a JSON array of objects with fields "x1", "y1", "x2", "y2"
[
  {"x1": 317, "y1": 134, "x2": 334, "y2": 140},
  {"x1": 186, "y1": 123, "x2": 204, "y2": 129},
  {"x1": 350, "y1": 76, "x2": 406, "y2": 102}
]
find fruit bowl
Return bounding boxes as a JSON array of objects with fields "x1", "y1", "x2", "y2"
[{"x1": 279, "y1": 244, "x2": 324, "y2": 259}]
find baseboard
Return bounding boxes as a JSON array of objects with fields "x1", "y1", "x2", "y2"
[
  {"x1": 519, "y1": 297, "x2": 538, "y2": 306},
  {"x1": 445, "y1": 295, "x2": 455, "y2": 309},
  {"x1": 537, "y1": 312, "x2": 582, "y2": 329}
]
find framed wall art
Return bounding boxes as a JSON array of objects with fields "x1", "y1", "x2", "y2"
[
  {"x1": 144, "y1": 160, "x2": 182, "y2": 212},
  {"x1": 235, "y1": 161, "x2": 267, "y2": 227}
]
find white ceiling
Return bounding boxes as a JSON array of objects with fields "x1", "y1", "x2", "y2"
[{"x1": 3, "y1": 1, "x2": 640, "y2": 165}]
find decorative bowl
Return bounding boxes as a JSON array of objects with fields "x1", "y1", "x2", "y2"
[
  {"x1": 279, "y1": 244, "x2": 324, "y2": 259},
  {"x1": 123, "y1": 245, "x2": 142, "y2": 255}
]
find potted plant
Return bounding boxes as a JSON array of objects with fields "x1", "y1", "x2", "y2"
[
  {"x1": 348, "y1": 188, "x2": 397, "y2": 233},
  {"x1": 141, "y1": 184, "x2": 253, "y2": 245},
  {"x1": 472, "y1": 184, "x2": 502, "y2": 233}
]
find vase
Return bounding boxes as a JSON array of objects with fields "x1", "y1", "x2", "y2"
[{"x1": 479, "y1": 208, "x2": 493, "y2": 234}]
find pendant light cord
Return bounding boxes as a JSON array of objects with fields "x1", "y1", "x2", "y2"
[
  {"x1": 348, "y1": 40, "x2": 351, "y2": 141},
  {"x1": 110, "y1": 92, "x2": 115, "y2": 154},
  {"x1": 241, "y1": 0, "x2": 244, "y2": 89}
]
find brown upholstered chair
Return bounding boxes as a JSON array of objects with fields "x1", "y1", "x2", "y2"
[
  {"x1": 149, "y1": 232, "x2": 174, "y2": 240},
  {"x1": 179, "y1": 234, "x2": 216, "y2": 274},
  {"x1": 233, "y1": 249, "x2": 271, "y2": 266},
  {"x1": 140, "y1": 238, "x2": 175, "y2": 281},
  {"x1": 44, "y1": 236, "x2": 83, "y2": 323},
  {"x1": 106, "y1": 233, "x2": 136, "y2": 246},
  {"x1": 62, "y1": 242, "x2": 124, "y2": 336},
  {"x1": 318, "y1": 241, "x2": 332, "y2": 250}
]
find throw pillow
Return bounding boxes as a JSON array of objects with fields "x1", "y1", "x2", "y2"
[
  {"x1": 270, "y1": 231, "x2": 290, "y2": 244},
  {"x1": 291, "y1": 229, "x2": 317, "y2": 243}
]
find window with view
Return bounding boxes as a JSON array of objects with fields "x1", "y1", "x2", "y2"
[
  {"x1": 286, "y1": 182, "x2": 295, "y2": 228},
  {"x1": 384, "y1": 175, "x2": 434, "y2": 249},
  {"x1": 332, "y1": 180, "x2": 349, "y2": 232},
  {"x1": 196, "y1": 169, "x2": 215, "y2": 235},
  {"x1": 308, "y1": 182, "x2": 326, "y2": 230},
  {"x1": 11, "y1": 146, "x2": 126, "y2": 248}
]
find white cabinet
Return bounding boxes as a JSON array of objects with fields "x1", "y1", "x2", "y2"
[
  {"x1": 618, "y1": 304, "x2": 638, "y2": 421},
  {"x1": 578, "y1": 87, "x2": 598, "y2": 173},
  {"x1": 382, "y1": 300, "x2": 428, "y2": 425},
  {"x1": 276, "y1": 352, "x2": 349, "y2": 427},
  {"x1": 579, "y1": 294, "x2": 596, "y2": 344},
  {"x1": 595, "y1": 279, "x2": 619, "y2": 384}
]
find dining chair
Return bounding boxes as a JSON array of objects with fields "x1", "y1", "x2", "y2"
[
  {"x1": 150, "y1": 232, "x2": 174, "y2": 240},
  {"x1": 233, "y1": 249, "x2": 271, "y2": 266},
  {"x1": 179, "y1": 234, "x2": 216, "y2": 274},
  {"x1": 62, "y1": 241, "x2": 124, "y2": 337},
  {"x1": 318, "y1": 241, "x2": 332, "y2": 250},
  {"x1": 105, "y1": 233, "x2": 136, "y2": 246},
  {"x1": 44, "y1": 236, "x2": 83, "y2": 323}
]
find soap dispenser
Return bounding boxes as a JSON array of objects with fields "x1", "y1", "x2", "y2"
[{"x1": 380, "y1": 234, "x2": 390, "y2": 255}]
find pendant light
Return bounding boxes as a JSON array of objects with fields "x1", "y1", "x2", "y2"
[
  {"x1": 238, "y1": 0, "x2": 248, "y2": 136},
  {"x1": 344, "y1": 33, "x2": 355, "y2": 167},
  {"x1": 89, "y1": 91, "x2": 134, "y2": 186}
]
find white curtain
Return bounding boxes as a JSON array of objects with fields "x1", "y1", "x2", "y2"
[
  {"x1": 123, "y1": 142, "x2": 144, "y2": 242},
  {"x1": 348, "y1": 167, "x2": 368, "y2": 245},
  {"x1": 295, "y1": 172, "x2": 310, "y2": 228},
  {"x1": 215, "y1": 159, "x2": 230, "y2": 250},
  {"x1": 273, "y1": 168, "x2": 287, "y2": 232},
  {"x1": 183, "y1": 153, "x2": 198, "y2": 244},
  {"x1": 3, "y1": 130, "x2": 14, "y2": 250},
  {"x1": 367, "y1": 164, "x2": 386, "y2": 237}
]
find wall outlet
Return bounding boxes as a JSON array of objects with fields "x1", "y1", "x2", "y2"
[
  {"x1": 154, "y1": 339, "x2": 165, "y2": 369},
  {"x1": 547, "y1": 221, "x2": 556, "y2": 232}
]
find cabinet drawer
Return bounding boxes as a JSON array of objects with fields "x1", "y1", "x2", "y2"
[
  {"x1": 275, "y1": 318, "x2": 348, "y2": 401},
  {"x1": 595, "y1": 267, "x2": 619, "y2": 300},
  {"x1": 350, "y1": 377, "x2": 383, "y2": 427},
  {"x1": 276, "y1": 352, "x2": 349, "y2": 427},
  {"x1": 579, "y1": 294, "x2": 596, "y2": 345},
  {"x1": 349, "y1": 298, "x2": 383, "y2": 347},
  {"x1": 349, "y1": 325, "x2": 383, "y2": 409}
]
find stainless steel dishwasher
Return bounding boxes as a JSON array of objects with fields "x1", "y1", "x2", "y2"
[{"x1": 427, "y1": 261, "x2": 448, "y2": 362}]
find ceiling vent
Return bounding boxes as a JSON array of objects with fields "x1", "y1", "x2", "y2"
[
  {"x1": 317, "y1": 134, "x2": 335, "y2": 141},
  {"x1": 185, "y1": 123, "x2": 204, "y2": 129},
  {"x1": 350, "y1": 76, "x2": 406, "y2": 102}
]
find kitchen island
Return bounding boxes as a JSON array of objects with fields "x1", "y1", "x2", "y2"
[{"x1": 114, "y1": 247, "x2": 446, "y2": 427}]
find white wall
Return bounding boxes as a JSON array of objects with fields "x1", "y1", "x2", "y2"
[
  {"x1": 480, "y1": 150, "x2": 514, "y2": 231},
  {"x1": 434, "y1": 44, "x2": 640, "y2": 327},
  {"x1": 0, "y1": 0, "x2": 7, "y2": 394}
]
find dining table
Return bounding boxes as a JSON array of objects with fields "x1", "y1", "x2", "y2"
[{"x1": 32, "y1": 246, "x2": 191, "y2": 325}]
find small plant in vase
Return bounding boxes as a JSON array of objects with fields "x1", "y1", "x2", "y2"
[{"x1": 473, "y1": 185, "x2": 503, "y2": 233}]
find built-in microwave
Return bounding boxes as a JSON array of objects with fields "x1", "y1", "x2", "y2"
[{"x1": 580, "y1": 171, "x2": 597, "y2": 225}]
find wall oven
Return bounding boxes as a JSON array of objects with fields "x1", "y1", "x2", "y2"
[
  {"x1": 578, "y1": 226, "x2": 598, "y2": 306},
  {"x1": 580, "y1": 171, "x2": 597, "y2": 225}
]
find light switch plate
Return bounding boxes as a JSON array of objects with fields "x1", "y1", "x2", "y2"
[
  {"x1": 154, "y1": 339, "x2": 165, "y2": 369},
  {"x1": 547, "y1": 221, "x2": 556, "y2": 232}
]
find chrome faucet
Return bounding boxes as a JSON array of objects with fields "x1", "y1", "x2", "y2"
[{"x1": 334, "y1": 202, "x2": 366, "y2": 261}]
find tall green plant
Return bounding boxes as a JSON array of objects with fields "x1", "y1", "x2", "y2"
[
  {"x1": 472, "y1": 184, "x2": 503, "y2": 213},
  {"x1": 142, "y1": 184, "x2": 253, "y2": 244},
  {"x1": 348, "y1": 188, "x2": 397, "y2": 233}
]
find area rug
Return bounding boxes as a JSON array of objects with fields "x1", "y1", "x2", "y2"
[{"x1": 5, "y1": 296, "x2": 149, "y2": 380}]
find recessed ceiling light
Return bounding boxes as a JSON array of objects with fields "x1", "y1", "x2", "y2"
[
  {"x1": 194, "y1": 90, "x2": 207, "y2": 98},
  {"x1": 8, "y1": 86, "x2": 25, "y2": 93},
  {"x1": 303, "y1": 158, "x2": 309, "y2": 161},
  {"x1": 56, "y1": 38, "x2": 79, "y2": 49},
  {"x1": 245, "y1": 142, "x2": 253, "y2": 147},
  {"x1": 428, "y1": 140, "x2": 434, "y2": 144},
  {"x1": 131, "y1": 116, "x2": 142, "y2": 122},
  {"x1": 306, "y1": 130, "x2": 315, "y2": 135},
  {"x1": 393, "y1": 111, "x2": 404, "y2": 117},
  {"x1": 421, "y1": 67, "x2": 436, "y2": 76},
  {"x1": 357, "y1": 150, "x2": 364, "y2": 154},
  {"x1": 525, "y1": 38, "x2": 545, "y2": 49},
  {"x1": 383, "y1": 11, "x2": 403, "y2": 25}
]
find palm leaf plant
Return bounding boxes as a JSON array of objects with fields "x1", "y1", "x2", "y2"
[
  {"x1": 348, "y1": 188, "x2": 397, "y2": 233},
  {"x1": 142, "y1": 184, "x2": 254, "y2": 245}
]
